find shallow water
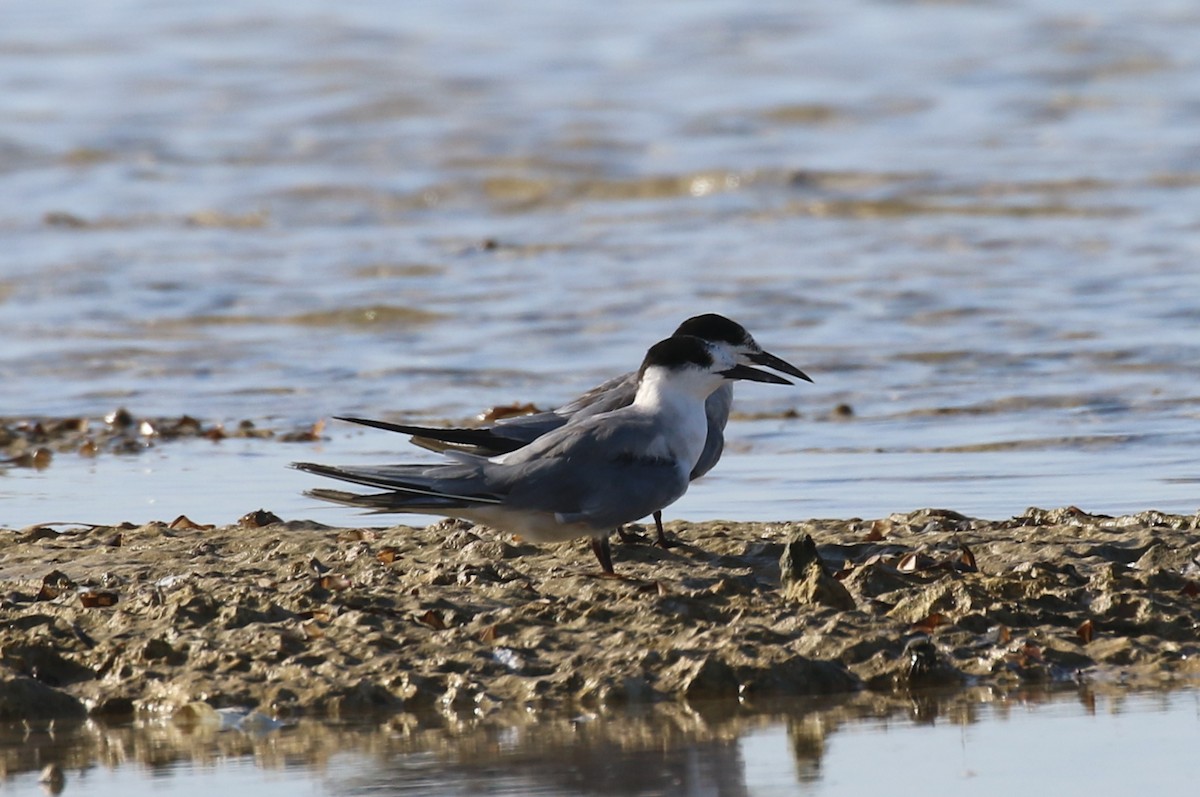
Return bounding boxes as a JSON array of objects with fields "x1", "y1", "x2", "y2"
[
  {"x1": 4, "y1": 421, "x2": 1199, "y2": 530},
  {"x1": 3, "y1": 0, "x2": 1200, "y2": 525},
  {"x1": 3, "y1": 687, "x2": 1199, "y2": 796}
]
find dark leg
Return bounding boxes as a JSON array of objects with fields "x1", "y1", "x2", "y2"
[
  {"x1": 652, "y1": 510, "x2": 677, "y2": 549},
  {"x1": 591, "y1": 535, "x2": 616, "y2": 576}
]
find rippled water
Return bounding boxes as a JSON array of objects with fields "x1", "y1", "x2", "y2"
[{"x1": 3, "y1": 1, "x2": 1200, "y2": 524}]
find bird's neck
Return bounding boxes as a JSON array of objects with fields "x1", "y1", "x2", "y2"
[
  {"x1": 632, "y1": 369, "x2": 714, "y2": 468},
  {"x1": 633, "y1": 368, "x2": 712, "y2": 409}
]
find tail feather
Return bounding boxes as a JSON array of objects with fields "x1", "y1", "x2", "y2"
[
  {"x1": 291, "y1": 461, "x2": 505, "y2": 506},
  {"x1": 407, "y1": 435, "x2": 459, "y2": 454},
  {"x1": 304, "y1": 487, "x2": 467, "y2": 513}
]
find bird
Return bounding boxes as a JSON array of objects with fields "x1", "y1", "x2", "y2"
[
  {"x1": 334, "y1": 314, "x2": 811, "y2": 547},
  {"x1": 293, "y1": 335, "x2": 793, "y2": 576}
]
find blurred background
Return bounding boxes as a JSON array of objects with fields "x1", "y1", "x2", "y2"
[{"x1": 1, "y1": 0, "x2": 1198, "y2": 525}]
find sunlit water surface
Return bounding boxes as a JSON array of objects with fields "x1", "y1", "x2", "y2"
[{"x1": 3, "y1": 0, "x2": 1200, "y2": 526}]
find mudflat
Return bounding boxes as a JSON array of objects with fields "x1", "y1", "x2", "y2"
[{"x1": 3, "y1": 506, "x2": 1199, "y2": 722}]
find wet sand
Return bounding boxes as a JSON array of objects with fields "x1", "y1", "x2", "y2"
[{"x1": 3, "y1": 504, "x2": 1199, "y2": 724}]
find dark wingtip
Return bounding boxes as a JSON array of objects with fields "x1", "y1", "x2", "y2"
[
  {"x1": 334, "y1": 416, "x2": 413, "y2": 434},
  {"x1": 291, "y1": 461, "x2": 349, "y2": 480},
  {"x1": 333, "y1": 415, "x2": 521, "y2": 453}
]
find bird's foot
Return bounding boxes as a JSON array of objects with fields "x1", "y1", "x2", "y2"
[
  {"x1": 588, "y1": 535, "x2": 651, "y2": 582},
  {"x1": 595, "y1": 570, "x2": 631, "y2": 581},
  {"x1": 651, "y1": 511, "x2": 678, "y2": 548}
]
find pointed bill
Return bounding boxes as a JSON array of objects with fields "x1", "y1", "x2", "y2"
[
  {"x1": 748, "y1": 350, "x2": 813, "y2": 383},
  {"x1": 719, "y1": 364, "x2": 793, "y2": 385}
]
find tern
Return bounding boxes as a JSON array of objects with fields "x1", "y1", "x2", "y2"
[
  {"x1": 293, "y1": 335, "x2": 793, "y2": 576},
  {"x1": 336, "y1": 314, "x2": 811, "y2": 546}
]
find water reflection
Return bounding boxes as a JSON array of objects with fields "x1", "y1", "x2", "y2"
[{"x1": 3, "y1": 685, "x2": 1188, "y2": 796}]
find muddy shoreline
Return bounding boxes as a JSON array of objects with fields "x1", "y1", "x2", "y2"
[
  {"x1": 3, "y1": 506, "x2": 1200, "y2": 726},
  {"x1": 0, "y1": 411, "x2": 326, "y2": 470}
]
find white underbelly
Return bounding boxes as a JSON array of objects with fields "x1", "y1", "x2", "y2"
[{"x1": 429, "y1": 506, "x2": 601, "y2": 543}]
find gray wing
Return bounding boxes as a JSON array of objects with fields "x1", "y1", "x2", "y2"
[
  {"x1": 339, "y1": 370, "x2": 641, "y2": 457},
  {"x1": 689, "y1": 383, "x2": 733, "y2": 481},
  {"x1": 485, "y1": 370, "x2": 639, "y2": 437},
  {"x1": 536, "y1": 370, "x2": 639, "y2": 421},
  {"x1": 296, "y1": 406, "x2": 690, "y2": 530},
  {"x1": 493, "y1": 410, "x2": 691, "y2": 529}
]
